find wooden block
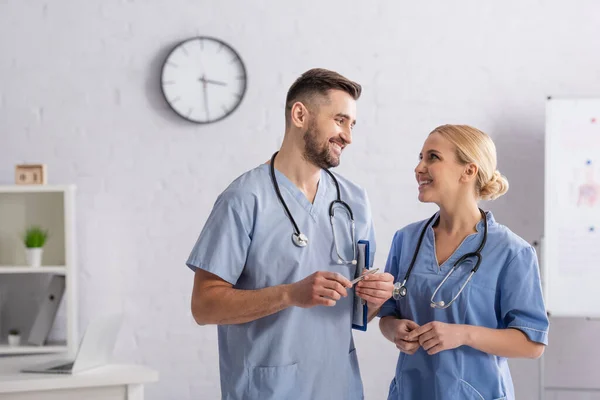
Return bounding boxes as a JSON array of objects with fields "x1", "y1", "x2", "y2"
[{"x1": 15, "y1": 164, "x2": 47, "y2": 185}]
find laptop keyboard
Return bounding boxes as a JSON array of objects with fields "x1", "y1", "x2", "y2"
[{"x1": 48, "y1": 362, "x2": 74, "y2": 371}]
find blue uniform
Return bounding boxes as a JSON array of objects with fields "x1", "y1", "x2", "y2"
[
  {"x1": 379, "y1": 211, "x2": 548, "y2": 400},
  {"x1": 187, "y1": 163, "x2": 375, "y2": 400}
]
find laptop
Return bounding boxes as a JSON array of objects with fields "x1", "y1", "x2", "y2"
[{"x1": 22, "y1": 313, "x2": 122, "y2": 374}]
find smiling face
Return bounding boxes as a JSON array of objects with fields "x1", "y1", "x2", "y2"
[
  {"x1": 415, "y1": 132, "x2": 477, "y2": 205},
  {"x1": 302, "y1": 89, "x2": 356, "y2": 169}
]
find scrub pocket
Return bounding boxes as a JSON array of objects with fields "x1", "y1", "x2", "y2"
[
  {"x1": 458, "y1": 379, "x2": 506, "y2": 400},
  {"x1": 247, "y1": 362, "x2": 298, "y2": 400}
]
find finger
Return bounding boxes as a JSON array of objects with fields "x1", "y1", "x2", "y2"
[
  {"x1": 420, "y1": 337, "x2": 439, "y2": 351},
  {"x1": 396, "y1": 340, "x2": 419, "y2": 353},
  {"x1": 321, "y1": 278, "x2": 348, "y2": 297},
  {"x1": 355, "y1": 291, "x2": 379, "y2": 305},
  {"x1": 395, "y1": 328, "x2": 419, "y2": 342},
  {"x1": 427, "y1": 344, "x2": 444, "y2": 355},
  {"x1": 356, "y1": 280, "x2": 390, "y2": 291},
  {"x1": 354, "y1": 287, "x2": 389, "y2": 298},
  {"x1": 363, "y1": 272, "x2": 394, "y2": 282},
  {"x1": 316, "y1": 287, "x2": 341, "y2": 301},
  {"x1": 400, "y1": 320, "x2": 420, "y2": 333},
  {"x1": 321, "y1": 271, "x2": 352, "y2": 288},
  {"x1": 406, "y1": 322, "x2": 433, "y2": 341},
  {"x1": 315, "y1": 296, "x2": 336, "y2": 307},
  {"x1": 417, "y1": 331, "x2": 436, "y2": 346},
  {"x1": 405, "y1": 320, "x2": 421, "y2": 331},
  {"x1": 406, "y1": 343, "x2": 420, "y2": 354}
]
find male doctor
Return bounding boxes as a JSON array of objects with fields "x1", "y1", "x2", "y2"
[{"x1": 187, "y1": 68, "x2": 394, "y2": 399}]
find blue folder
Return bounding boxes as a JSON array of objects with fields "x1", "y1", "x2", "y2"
[{"x1": 352, "y1": 240, "x2": 370, "y2": 331}]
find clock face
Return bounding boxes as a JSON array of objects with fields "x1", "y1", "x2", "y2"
[{"x1": 160, "y1": 37, "x2": 247, "y2": 124}]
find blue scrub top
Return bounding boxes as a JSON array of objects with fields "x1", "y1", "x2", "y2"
[
  {"x1": 187, "y1": 163, "x2": 376, "y2": 400},
  {"x1": 379, "y1": 211, "x2": 548, "y2": 400}
]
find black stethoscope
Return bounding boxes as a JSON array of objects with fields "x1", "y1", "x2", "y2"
[
  {"x1": 392, "y1": 208, "x2": 488, "y2": 309},
  {"x1": 269, "y1": 151, "x2": 357, "y2": 265}
]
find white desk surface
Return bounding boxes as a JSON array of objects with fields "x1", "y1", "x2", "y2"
[{"x1": 0, "y1": 354, "x2": 158, "y2": 393}]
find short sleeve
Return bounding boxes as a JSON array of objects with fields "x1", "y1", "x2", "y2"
[
  {"x1": 378, "y1": 230, "x2": 404, "y2": 319},
  {"x1": 499, "y1": 246, "x2": 549, "y2": 345},
  {"x1": 186, "y1": 189, "x2": 255, "y2": 285}
]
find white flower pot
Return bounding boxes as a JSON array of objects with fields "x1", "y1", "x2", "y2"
[
  {"x1": 25, "y1": 247, "x2": 43, "y2": 267},
  {"x1": 8, "y1": 334, "x2": 20, "y2": 346}
]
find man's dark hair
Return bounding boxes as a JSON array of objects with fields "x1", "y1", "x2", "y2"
[{"x1": 285, "y1": 68, "x2": 361, "y2": 123}]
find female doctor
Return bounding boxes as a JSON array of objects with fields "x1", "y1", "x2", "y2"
[{"x1": 378, "y1": 124, "x2": 548, "y2": 400}]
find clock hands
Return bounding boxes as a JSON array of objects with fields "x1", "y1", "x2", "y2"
[
  {"x1": 198, "y1": 76, "x2": 227, "y2": 87},
  {"x1": 200, "y1": 74, "x2": 210, "y2": 120}
]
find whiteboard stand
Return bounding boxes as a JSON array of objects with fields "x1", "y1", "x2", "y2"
[
  {"x1": 535, "y1": 236, "x2": 546, "y2": 400},
  {"x1": 539, "y1": 352, "x2": 545, "y2": 400}
]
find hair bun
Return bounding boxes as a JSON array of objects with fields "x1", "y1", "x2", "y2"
[{"x1": 480, "y1": 170, "x2": 509, "y2": 200}]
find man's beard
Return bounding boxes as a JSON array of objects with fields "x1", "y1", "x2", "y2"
[{"x1": 303, "y1": 121, "x2": 340, "y2": 169}]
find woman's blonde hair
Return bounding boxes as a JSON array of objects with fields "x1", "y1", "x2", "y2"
[{"x1": 430, "y1": 124, "x2": 509, "y2": 201}]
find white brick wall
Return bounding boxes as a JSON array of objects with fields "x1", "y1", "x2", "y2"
[{"x1": 2, "y1": 1, "x2": 600, "y2": 399}]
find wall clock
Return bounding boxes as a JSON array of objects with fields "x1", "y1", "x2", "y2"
[{"x1": 161, "y1": 36, "x2": 247, "y2": 124}]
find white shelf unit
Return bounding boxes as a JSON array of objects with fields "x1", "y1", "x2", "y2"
[{"x1": 0, "y1": 184, "x2": 77, "y2": 356}]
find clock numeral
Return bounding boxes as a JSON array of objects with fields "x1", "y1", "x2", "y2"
[
  {"x1": 230, "y1": 57, "x2": 240, "y2": 64},
  {"x1": 217, "y1": 43, "x2": 223, "y2": 53},
  {"x1": 170, "y1": 96, "x2": 181, "y2": 104},
  {"x1": 236, "y1": 76, "x2": 245, "y2": 80},
  {"x1": 187, "y1": 108, "x2": 193, "y2": 117},
  {"x1": 181, "y1": 45, "x2": 188, "y2": 56},
  {"x1": 166, "y1": 61, "x2": 178, "y2": 68},
  {"x1": 200, "y1": 38, "x2": 204, "y2": 50},
  {"x1": 163, "y1": 80, "x2": 175, "y2": 85}
]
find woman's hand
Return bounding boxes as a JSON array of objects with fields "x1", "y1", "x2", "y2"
[
  {"x1": 355, "y1": 272, "x2": 395, "y2": 308},
  {"x1": 406, "y1": 321, "x2": 467, "y2": 355},
  {"x1": 380, "y1": 317, "x2": 421, "y2": 355}
]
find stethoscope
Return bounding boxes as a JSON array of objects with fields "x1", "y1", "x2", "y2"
[
  {"x1": 392, "y1": 208, "x2": 488, "y2": 309},
  {"x1": 269, "y1": 151, "x2": 357, "y2": 265}
]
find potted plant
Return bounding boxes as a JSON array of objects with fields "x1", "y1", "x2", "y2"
[
  {"x1": 23, "y1": 226, "x2": 49, "y2": 267},
  {"x1": 8, "y1": 329, "x2": 20, "y2": 346}
]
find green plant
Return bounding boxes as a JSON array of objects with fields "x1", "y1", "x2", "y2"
[
  {"x1": 23, "y1": 226, "x2": 49, "y2": 248},
  {"x1": 9, "y1": 329, "x2": 19, "y2": 335}
]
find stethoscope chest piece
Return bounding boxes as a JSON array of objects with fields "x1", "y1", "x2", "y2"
[
  {"x1": 398, "y1": 285, "x2": 407, "y2": 297},
  {"x1": 392, "y1": 283, "x2": 407, "y2": 300},
  {"x1": 292, "y1": 232, "x2": 308, "y2": 247}
]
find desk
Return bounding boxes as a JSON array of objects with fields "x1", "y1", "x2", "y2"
[{"x1": 0, "y1": 354, "x2": 158, "y2": 400}]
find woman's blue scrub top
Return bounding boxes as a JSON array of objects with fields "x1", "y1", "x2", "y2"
[
  {"x1": 379, "y1": 211, "x2": 548, "y2": 400},
  {"x1": 187, "y1": 164, "x2": 376, "y2": 400}
]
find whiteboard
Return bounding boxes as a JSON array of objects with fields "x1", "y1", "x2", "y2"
[{"x1": 544, "y1": 98, "x2": 600, "y2": 318}]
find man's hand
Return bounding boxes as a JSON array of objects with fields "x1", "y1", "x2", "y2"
[
  {"x1": 355, "y1": 272, "x2": 394, "y2": 308},
  {"x1": 288, "y1": 271, "x2": 352, "y2": 308},
  {"x1": 406, "y1": 321, "x2": 467, "y2": 355}
]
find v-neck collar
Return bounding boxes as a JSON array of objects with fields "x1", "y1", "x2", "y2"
[
  {"x1": 426, "y1": 211, "x2": 492, "y2": 273},
  {"x1": 264, "y1": 164, "x2": 328, "y2": 220}
]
